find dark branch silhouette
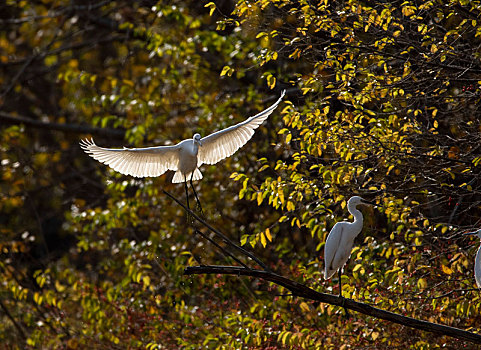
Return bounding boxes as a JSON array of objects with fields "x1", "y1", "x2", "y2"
[
  {"x1": 0, "y1": 112, "x2": 125, "y2": 138},
  {"x1": 163, "y1": 189, "x2": 270, "y2": 271},
  {"x1": 185, "y1": 265, "x2": 481, "y2": 345}
]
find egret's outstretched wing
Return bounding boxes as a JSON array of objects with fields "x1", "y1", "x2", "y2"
[
  {"x1": 198, "y1": 90, "x2": 286, "y2": 165},
  {"x1": 80, "y1": 138, "x2": 179, "y2": 178}
]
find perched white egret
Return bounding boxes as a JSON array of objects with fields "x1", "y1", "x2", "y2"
[
  {"x1": 464, "y1": 229, "x2": 481, "y2": 288},
  {"x1": 80, "y1": 90, "x2": 285, "y2": 211},
  {"x1": 324, "y1": 196, "x2": 374, "y2": 297}
]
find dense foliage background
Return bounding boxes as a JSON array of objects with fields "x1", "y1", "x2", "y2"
[{"x1": 2, "y1": 0, "x2": 481, "y2": 348}]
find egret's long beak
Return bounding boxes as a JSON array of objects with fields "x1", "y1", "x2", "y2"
[
  {"x1": 198, "y1": 140, "x2": 203, "y2": 146},
  {"x1": 361, "y1": 199, "x2": 377, "y2": 206}
]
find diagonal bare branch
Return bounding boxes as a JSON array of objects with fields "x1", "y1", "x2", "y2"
[{"x1": 163, "y1": 189, "x2": 271, "y2": 272}]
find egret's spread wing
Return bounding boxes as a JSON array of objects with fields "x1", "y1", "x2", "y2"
[
  {"x1": 324, "y1": 223, "x2": 344, "y2": 279},
  {"x1": 198, "y1": 90, "x2": 285, "y2": 165},
  {"x1": 80, "y1": 138, "x2": 179, "y2": 178}
]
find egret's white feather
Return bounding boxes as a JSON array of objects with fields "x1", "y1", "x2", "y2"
[
  {"x1": 80, "y1": 90, "x2": 285, "y2": 183},
  {"x1": 475, "y1": 246, "x2": 481, "y2": 288},
  {"x1": 172, "y1": 168, "x2": 203, "y2": 184},
  {"x1": 80, "y1": 138, "x2": 179, "y2": 178},
  {"x1": 198, "y1": 90, "x2": 285, "y2": 166},
  {"x1": 464, "y1": 229, "x2": 481, "y2": 288},
  {"x1": 324, "y1": 224, "x2": 344, "y2": 279},
  {"x1": 323, "y1": 196, "x2": 372, "y2": 289}
]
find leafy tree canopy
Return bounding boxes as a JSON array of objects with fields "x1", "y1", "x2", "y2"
[{"x1": 1, "y1": 0, "x2": 481, "y2": 348}]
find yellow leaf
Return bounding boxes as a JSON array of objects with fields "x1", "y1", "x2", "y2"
[
  {"x1": 258, "y1": 164, "x2": 269, "y2": 172},
  {"x1": 417, "y1": 278, "x2": 427, "y2": 290},
  {"x1": 143, "y1": 275, "x2": 151, "y2": 286},
  {"x1": 299, "y1": 302, "x2": 310, "y2": 312},
  {"x1": 402, "y1": 6, "x2": 415, "y2": 17},
  {"x1": 352, "y1": 264, "x2": 363, "y2": 272},
  {"x1": 286, "y1": 201, "x2": 295, "y2": 211},
  {"x1": 265, "y1": 228, "x2": 272, "y2": 242},
  {"x1": 204, "y1": 2, "x2": 216, "y2": 16},
  {"x1": 257, "y1": 192, "x2": 263, "y2": 206},
  {"x1": 386, "y1": 164, "x2": 395, "y2": 175},
  {"x1": 135, "y1": 272, "x2": 142, "y2": 283},
  {"x1": 372, "y1": 331, "x2": 380, "y2": 340},
  {"x1": 55, "y1": 280, "x2": 66, "y2": 292},
  {"x1": 441, "y1": 264, "x2": 453, "y2": 275},
  {"x1": 220, "y1": 66, "x2": 230, "y2": 77},
  {"x1": 34, "y1": 292, "x2": 43, "y2": 305},
  {"x1": 240, "y1": 235, "x2": 248, "y2": 246},
  {"x1": 267, "y1": 75, "x2": 276, "y2": 89},
  {"x1": 260, "y1": 232, "x2": 267, "y2": 248}
]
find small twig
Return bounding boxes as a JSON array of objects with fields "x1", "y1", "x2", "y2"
[
  {"x1": 163, "y1": 189, "x2": 271, "y2": 272},
  {"x1": 0, "y1": 52, "x2": 38, "y2": 100},
  {"x1": 185, "y1": 265, "x2": 481, "y2": 345},
  {"x1": 193, "y1": 228, "x2": 249, "y2": 269}
]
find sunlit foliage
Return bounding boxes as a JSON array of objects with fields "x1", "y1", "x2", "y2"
[{"x1": 1, "y1": 0, "x2": 481, "y2": 348}]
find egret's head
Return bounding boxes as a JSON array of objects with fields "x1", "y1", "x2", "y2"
[
  {"x1": 464, "y1": 229, "x2": 481, "y2": 239},
  {"x1": 193, "y1": 133, "x2": 202, "y2": 145},
  {"x1": 348, "y1": 196, "x2": 376, "y2": 208}
]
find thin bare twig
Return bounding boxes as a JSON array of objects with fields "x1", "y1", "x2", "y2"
[
  {"x1": 193, "y1": 228, "x2": 249, "y2": 269},
  {"x1": 162, "y1": 189, "x2": 271, "y2": 271}
]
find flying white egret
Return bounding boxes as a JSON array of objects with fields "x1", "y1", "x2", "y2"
[
  {"x1": 80, "y1": 90, "x2": 285, "y2": 212},
  {"x1": 324, "y1": 196, "x2": 375, "y2": 300},
  {"x1": 464, "y1": 229, "x2": 481, "y2": 288}
]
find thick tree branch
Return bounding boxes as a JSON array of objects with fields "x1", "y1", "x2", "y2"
[
  {"x1": 185, "y1": 265, "x2": 481, "y2": 345},
  {"x1": 0, "y1": 112, "x2": 125, "y2": 138}
]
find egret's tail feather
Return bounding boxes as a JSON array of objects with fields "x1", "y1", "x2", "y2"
[{"x1": 172, "y1": 168, "x2": 203, "y2": 183}]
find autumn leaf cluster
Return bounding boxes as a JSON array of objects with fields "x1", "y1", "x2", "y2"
[{"x1": 1, "y1": 0, "x2": 481, "y2": 349}]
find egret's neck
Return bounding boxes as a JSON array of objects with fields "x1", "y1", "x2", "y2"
[
  {"x1": 192, "y1": 138, "x2": 200, "y2": 150},
  {"x1": 348, "y1": 202, "x2": 364, "y2": 228}
]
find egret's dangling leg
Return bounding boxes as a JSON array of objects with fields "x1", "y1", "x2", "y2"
[
  {"x1": 184, "y1": 175, "x2": 190, "y2": 210},
  {"x1": 184, "y1": 175, "x2": 193, "y2": 225},
  {"x1": 190, "y1": 175, "x2": 204, "y2": 219},
  {"x1": 338, "y1": 269, "x2": 342, "y2": 297},
  {"x1": 338, "y1": 269, "x2": 350, "y2": 318}
]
